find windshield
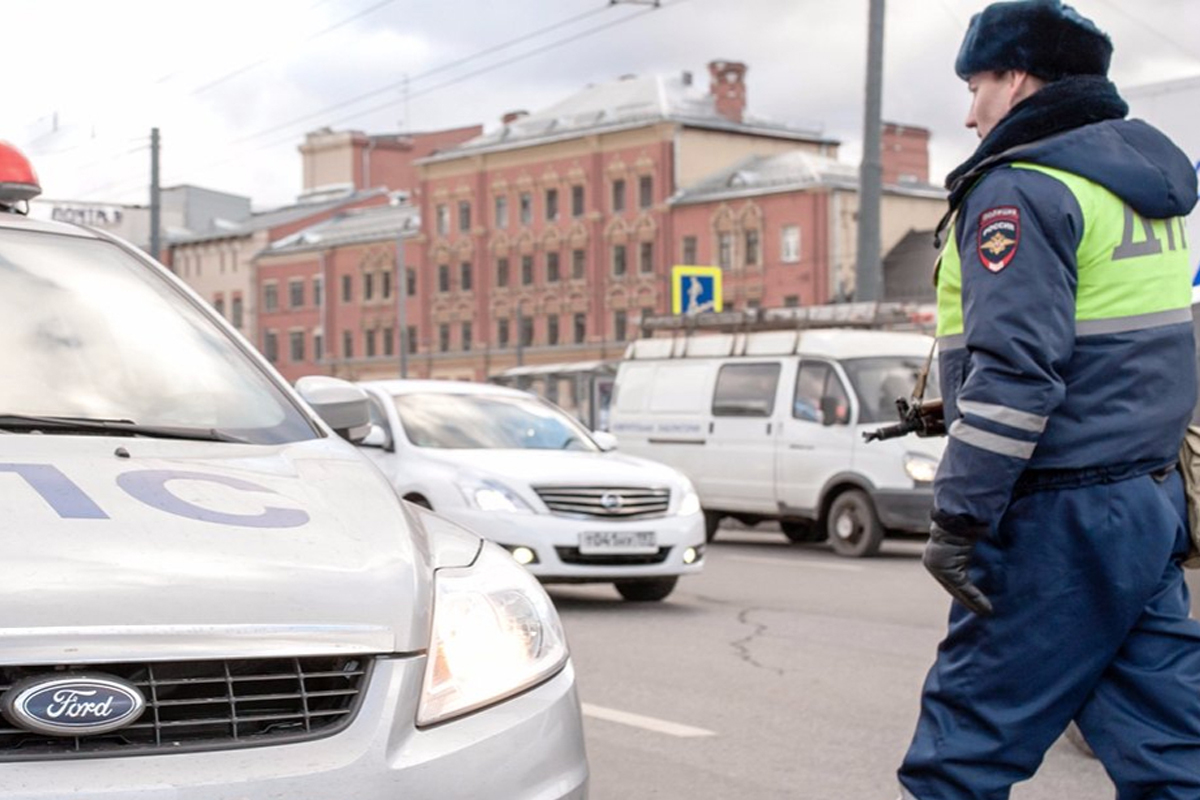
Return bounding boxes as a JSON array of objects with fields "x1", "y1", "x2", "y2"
[
  {"x1": 393, "y1": 392, "x2": 600, "y2": 451},
  {"x1": 0, "y1": 227, "x2": 316, "y2": 444},
  {"x1": 841, "y1": 355, "x2": 941, "y2": 424}
]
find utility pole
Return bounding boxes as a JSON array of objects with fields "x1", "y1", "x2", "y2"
[
  {"x1": 149, "y1": 127, "x2": 161, "y2": 262},
  {"x1": 396, "y1": 228, "x2": 408, "y2": 378},
  {"x1": 854, "y1": 0, "x2": 885, "y2": 302}
]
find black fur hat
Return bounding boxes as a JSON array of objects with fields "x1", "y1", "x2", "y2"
[{"x1": 955, "y1": 0, "x2": 1113, "y2": 81}]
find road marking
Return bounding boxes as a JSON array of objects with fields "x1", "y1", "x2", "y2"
[
  {"x1": 581, "y1": 703, "x2": 716, "y2": 738},
  {"x1": 728, "y1": 554, "x2": 865, "y2": 572}
]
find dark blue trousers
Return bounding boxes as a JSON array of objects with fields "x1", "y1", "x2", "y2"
[{"x1": 899, "y1": 469, "x2": 1200, "y2": 800}]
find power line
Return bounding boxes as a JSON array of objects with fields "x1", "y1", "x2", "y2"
[{"x1": 1092, "y1": 0, "x2": 1200, "y2": 65}]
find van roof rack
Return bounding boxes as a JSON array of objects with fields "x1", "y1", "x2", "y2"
[{"x1": 639, "y1": 301, "x2": 935, "y2": 337}]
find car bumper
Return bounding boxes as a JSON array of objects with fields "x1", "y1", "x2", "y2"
[
  {"x1": 441, "y1": 508, "x2": 706, "y2": 582},
  {"x1": 0, "y1": 657, "x2": 588, "y2": 800},
  {"x1": 873, "y1": 487, "x2": 934, "y2": 532}
]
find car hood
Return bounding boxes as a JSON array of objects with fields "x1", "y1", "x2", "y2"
[
  {"x1": 415, "y1": 447, "x2": 687, "y2": 488},
  {"x1": 0, "y1": 435, "x2": 462, "y2": 663}
]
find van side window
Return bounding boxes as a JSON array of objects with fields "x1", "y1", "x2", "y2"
[
  {"x1": 712, "y1": 363, "x2": 780, "y2": 417},
  {"x1": 794, "y1": 362, "x2": 851, "y2": 425}
]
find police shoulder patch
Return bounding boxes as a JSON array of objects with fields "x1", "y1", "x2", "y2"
[{"x1": 977, "y1": 206, "x2": 1020, "y2": 273}]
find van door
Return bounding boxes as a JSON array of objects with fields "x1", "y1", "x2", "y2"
[
  {"x1": 705, "y1": 361, "x2": 783, "y2": 513},
  {"x1": 776, "y1": 359, "x2": 855, "y2": 518}
]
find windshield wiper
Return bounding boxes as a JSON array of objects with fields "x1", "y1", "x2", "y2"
[{"x1": 0, "y1": 414, "x2": 247, "y2": 443}]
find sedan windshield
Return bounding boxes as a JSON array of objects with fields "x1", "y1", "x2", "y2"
[
  {"x1": 841, "y1": 355, "x2": 941, "y2": 424},
  {"x1": 0, "y1": 227, "x2": 316, "y2": 444},
  {"x1": 393, "y1": 392, "x2": 599, "y2": 451}
]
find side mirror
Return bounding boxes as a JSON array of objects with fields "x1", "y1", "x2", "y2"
[
  {"x1": 591, "y1": 430, "x2": 619, "y2": 451},
  {"x1": 295, "y1": 376, "x2": 371, "y2": 443}
]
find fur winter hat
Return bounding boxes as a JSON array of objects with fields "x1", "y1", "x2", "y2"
[{"x1": 955, "y1": 0, "x2": 1113, "y2": 81}]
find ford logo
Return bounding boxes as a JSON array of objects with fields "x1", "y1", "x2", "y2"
[
  {"x1": 600, "y1": 492, "x2": 623, "y2": 511},
  {"x1": 2, "y1": 674, "x2": 145, "y2": 737}
]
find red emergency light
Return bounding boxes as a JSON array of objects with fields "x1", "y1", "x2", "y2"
[{"x1": 0, "y1": 141, "x2": 41, "y2": 208}]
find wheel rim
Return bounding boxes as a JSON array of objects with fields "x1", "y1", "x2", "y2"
[{"x1": 834, "y1": 508, "x2": 859, "y2": 540}]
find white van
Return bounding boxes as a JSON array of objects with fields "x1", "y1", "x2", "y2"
[{"x1": 609, "y1": 327, "x2": 945, "y2": 557}]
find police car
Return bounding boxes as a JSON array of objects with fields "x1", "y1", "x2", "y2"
[{"x1": 0, "y1": 143, "x2": 587, "y2": 798}]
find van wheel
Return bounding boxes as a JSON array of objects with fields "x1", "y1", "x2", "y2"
[
  {"x1": 703, "y1": 511, "x2": 723, "y2": 542},
  {"x1": 781, "y1": 520, "x2": 824, "y2": 543},
  {"x1": 615, "y1": 577, "x2": 678, "y2": 602},
  {"x1": 825, "y1": 490, "x2": 884, "y2": 557}
]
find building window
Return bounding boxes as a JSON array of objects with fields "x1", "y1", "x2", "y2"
[
  {"x1": 288, "y1": 279, "x2": 304, "y2": 309},
  {"x1": 312, "y1": 276, "x2": 323, "y2": 307},
  {"x1": 520, "y1": 316, "x2": 534, "y2": 347},
  {"x1": 438, "y1": 324, "x2": 450, "y2": 352},
  {"x1": 461, "y1": 322, "x2": 472, "y2": 352},
  {"x1": 495, "y1": 195, "x2": 509, "y2": 229},
  {"x1": 342, "y1": 330, "x2": 354, "y2": 359},
  {"x1": 289, "y1": 331, "x2": 305, "y2": 361},
  {"x1": 718, "y1": 233, "x2": 733, "y2": 270},
  {"x1": 383, "y1": 327, "x2": 394, "y2": 356},
  {"x1": 546, "y1": 251, "x2": 560, "y2": 282},
  {"x1": 521, "y1": 255, "x2": 534, "y2": 286},
  {"x1": 497, "y1": 319, "x2": 510, "y2": 348},
  {"x1": 639, "y1": 175, "x2": 653, "y2": 209},
  {"x1": 612, "y1": 179, "x2": 626, "y2": 213},
  {"x1": 436, "y1": 204, "x2": 449, "y2": 236},
  {"x1": 438, "y1": 264, "x2": 450, "y2": 293},
  {"x1": 573, "y1": 313, "x2": 586, "y2": 344},
  {"x1": 460, "y1": 261, "x2": 473, "y2": 291},
  {"x1": 341, "y1": 275, "x2": 352, "y2": 302},
  {"x1": 639, "y1": 241, "x2": 654, "y2": 274},
  {"x1": 545, "y1": 188, "x2": 558, "y2": 222},
  {"x1": 365, "y1": 329, "x2": 377, "y2": 358},
  {"x1": 263, "y1": 283, "x2": 279, "y2": 312},
  {"x1": 572, "y1": 248, "x2": 586, "y2": 280},
  {"x1": 547, "y1": 315, "x2": 559, "y2": 345},
  {"x1": 614, "y1": 310, "x2": 628, "y2": 342},
  {"x1": 641, "y1": 306, "x2": 655, "y2": 329},
  {"x1": 363, "y1": 272, "x2": 374, "y2": 302},
  {"x1": 497, "y1": 257, "x2": 510, "y2": 287},
  {"x1": 406, "y1": 325, "x2": 418, "y2": 354},
  {"x1": 212, "y1": 295, "x2": 225, "y2": 317},
  {"x1": 613, "y1": 244, "x2": 627, "y2": 276},
  {"x1": 406, "y1": 268, "x2": 417, "y2": 296},
  {"x1": 745, "y1": 230, "x2": 760, "y2": 266},
  {"x1": 571, "y1": 185, "x2": 585, "y2": 218},
  {"x1": 314, "y1": 331, "x2": 324, "y2": 362},
  {"x1": 231, "y1": 296, "x2": 244, "y2": 328},
  {"x1": 682, "y1": 235, "x2": 698, "y2": 265},
  {"x1": 458, "y1": 200, "x2": 471, "y2": 233},
  {"x1": 781, "y1": 225, "x2": 801, "y2": 263},
  {"x1": 519, "y1": 192, "x2": 532, "y2": 226},
  {"x1": 264, "y1": 331, "x2": 279, "y2": 363},
  {"x1": 784, "y1": 295, "x2": 800, "y2": 307},
  {"x1": 381, "y1": 270, "x2": 392, "y2": 300}
]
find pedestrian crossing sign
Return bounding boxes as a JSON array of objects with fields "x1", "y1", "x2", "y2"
[{"x1": 671, "y1": 266, "x2": 723, "y2": 315}]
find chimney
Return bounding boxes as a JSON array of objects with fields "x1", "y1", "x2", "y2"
[
  {"x1": 502, "y1": 110, "x2": 529, "y2": 126},
  {"x1": 708, "y1": 60, "x2": 747, "y2": 123},
  {"x1": 881, "y1": 123, "x2": 931, "y2": 184}
]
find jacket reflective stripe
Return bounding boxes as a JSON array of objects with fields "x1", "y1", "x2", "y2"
[
  {"x1": 949, "y1": 420, "x2": 1037, "y2": 459},
  {"x1": 938, "y1": 333, "x2": 966, "y2": 351},
  {"x1": 1075, "y1": 307, "x2": 1193, "y2": 336},
  {"x1": 958, "y1": 400, "x2": 1048, "y2": 433}
]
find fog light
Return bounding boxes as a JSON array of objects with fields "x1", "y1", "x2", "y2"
[
  {"x1": 683, "y1": 546, "x2": 698, "y2": 565},
  {"x1": 510, "y1": 546, "x2": 537, "y2": 565}
]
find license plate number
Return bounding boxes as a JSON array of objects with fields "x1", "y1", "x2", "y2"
[{"x1": 579, "y1": 531, "x2": 657, "y2": 554}]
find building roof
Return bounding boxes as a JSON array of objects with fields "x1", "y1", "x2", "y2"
[
  {"x1": 671, "y1": 150, "x2": 945, "y2": 205},
  {"x1": 420, "y1": 71, "x2": 835, "y2": 163},
  {"x1": 170, "y1": 187, "x2": 387, "y2": 245},
  {"x1": 264, "y1": 202, "x2": 420, "y2": 256}
]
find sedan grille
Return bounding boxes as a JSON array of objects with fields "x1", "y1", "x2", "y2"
[
  {"x1": 533, "y1": 486, "x2": 671, "y2": 519},
  {"x1": 0, "y1": 656, "x2": 369, "y2": 760}
]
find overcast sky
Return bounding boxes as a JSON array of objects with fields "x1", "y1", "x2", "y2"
[{"x1": 8, "y1": 0, "x2": 1200, "y2": 211}]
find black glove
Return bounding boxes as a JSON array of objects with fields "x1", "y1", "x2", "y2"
[{"x1": 924, "y1": 522, "x2": 993, "y2": 616}]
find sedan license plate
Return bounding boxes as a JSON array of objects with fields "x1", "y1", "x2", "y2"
[{"x1": 579, "y1": 531, "x2": 657, "y2": 554}]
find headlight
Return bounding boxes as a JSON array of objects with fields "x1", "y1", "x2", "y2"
[
  {"x1": 904, "y1": 453, "x2": 939, "y2": 484},
  {"x1": 677, "y1": 483, "x2": 701, "y2": 516},
  {"x1": 418, "y1": 543, "x2": 569, "y2": 726},
  {"x1": 457, "y1": 479, "x2": 534, "y2": 513}
]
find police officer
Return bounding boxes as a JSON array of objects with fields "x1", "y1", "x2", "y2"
[{"x1": 897, "y1": 2, "x2": 1200, "y2": 798}]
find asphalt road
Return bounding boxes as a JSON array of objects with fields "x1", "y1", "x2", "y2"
[{"x1": 548, "y1": 526, "x2": 1121, "y2": 800}]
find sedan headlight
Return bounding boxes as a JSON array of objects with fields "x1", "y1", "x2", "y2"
[
  {"x1": 677, "y1": 482, "x2": 701, "y2": 516},
  {"x1": 903, "y1": 453, "x2": 939, "y2": 484},
  {"x1": 418, "y1": 543, "x2": 569, "y2": 726},
  {"x1": 457, "y1": 479, "x2": 535, "y2": 513}
]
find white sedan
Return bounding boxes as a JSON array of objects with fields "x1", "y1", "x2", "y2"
[{"x1": 356, "y1": 380, "x2": 707, "y2": 602}]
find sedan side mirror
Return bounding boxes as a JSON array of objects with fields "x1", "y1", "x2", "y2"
[
  {"x1": 295, "y1": 376, "x2": 371, "y2": 443},
  {"x1": 591, "y1": 430, "x2": 619, "y2": 451}
]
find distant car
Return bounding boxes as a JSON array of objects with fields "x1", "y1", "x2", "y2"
[
  {"x1": 356, "y1": 380, "x2": 707, "y2": 602},
  {"x1": 0, "y1": 142, "x2": 586, "y2": 798}
]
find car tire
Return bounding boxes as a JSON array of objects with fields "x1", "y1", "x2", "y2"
[
  {"x1": 825, "y1": 489, "x2": 884, "y2": 558},
  {"x1": 615, "y1": 577, "x2": 678, "y2": 602},
  {"x1": 781, "y1": 519, "x2": 825, "y2": 543},
  {"x1": 703, "y1": 511, "x2": 722, "y2": 543}
]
